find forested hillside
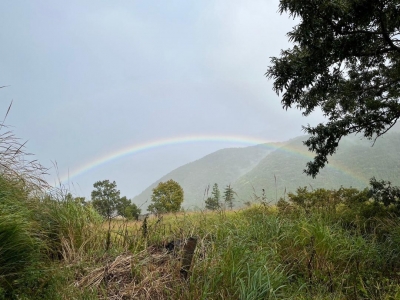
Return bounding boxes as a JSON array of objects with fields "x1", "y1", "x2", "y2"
[
  {"x1": 133, "y1": 143, "x2": 281, "y2": 209},
  {"x1": 134, "y1": 132, "x2": 400, "y2": 209},
  {"x1": 233, "y1": 132, "x2": 400, "y2": 203}
]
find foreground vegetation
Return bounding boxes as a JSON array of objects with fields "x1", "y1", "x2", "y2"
[{"x1": 2, "y1": 174, "x2": 400, "y2": 299}]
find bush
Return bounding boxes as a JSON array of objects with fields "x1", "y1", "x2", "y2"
[
  {"x1": 39, "y1": 194, "x2": 103, "y2": 261},
  {"x1": 0, "y1": 177, "x2": 45, "y2": 298}
]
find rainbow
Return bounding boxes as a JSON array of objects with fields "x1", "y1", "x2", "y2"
[{"x1": 59, "y1": 134, "x2": 369, "y2": 185}]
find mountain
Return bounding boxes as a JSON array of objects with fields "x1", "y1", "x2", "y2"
[
  {"x1": 233, "y1": 132, "x2": 400, "y2": 203},
  {"x1": 132, "y1": 142, "x2": 282, "y2": 210},
  {"x1": 134, "y1": 132, "x2": 400, "y2": 210}
]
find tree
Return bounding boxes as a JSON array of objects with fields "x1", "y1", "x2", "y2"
[
  {"x1": 369, "y1": 177, "x2": 400, "y2": 209},
  {"x1": 211, "y1": 183, "x2": 221, "y2": 204},
  {"x1": 91, "y1": 180, "x2": 121, "y2": 219},
  {"x1": 205, "y1": 183, "x2": 221, "y2": 210},
  {"x1": 116, "y1": 196, "x2": 141, "y2": 220},
  {"x1": 205, "y1": 197, "x2": 219, "y2": 210},
  {"x1": 64, "y1": 193, "x2": 86, "y2": 205},
  {"x1": 91, "y1": 180, "x2": 121, "y2": 250},
  {"x1": 223, "y1": 184, "x2": 235, "y2": 210},
  {"x1": 148, "y1": 179, "x2": 184, "y2": 214},
  {"x1": 266, "y1": 0, "x2": 400, "y2": 177}
]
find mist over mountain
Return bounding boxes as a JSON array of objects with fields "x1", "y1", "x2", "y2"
[
  {"x1": 132, "y1": 143, "x2": 280, "y2": 209},
  {"x1": 133, "y1": 132, "x2": 400, "y2": 210},
  {"x1": 233, "y1": 132, "x2": 400, "y2": 203}
]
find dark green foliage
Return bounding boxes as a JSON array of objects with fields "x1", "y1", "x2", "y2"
[
  {"x1": 278, "y1": 183, "x2": 400, "y2": 236},
  {"x1": 205, "y1": 197, "x2": 219, "y2": 210},
  {"x1": 211, "y1": 183, "x2": 221, "y2": 203},
  {"x1": 223, "y1": 184, "x2": 235, "y2": 210},
  {"x1": 0, "y1": 176, "x2": 62, "y2": 299},
  {"x1": 285, "y1": 186, "x2": 369, "y2": 213},
  {"x1": 148, "y1": 179, "x2": 184, "y2": 214},
  {"x1": 205, "y1": 183, "x2": 221, "y2": 210},
  {"x1": 91, "y1": 180, "x2": 121, "y2": 219},
  {"x1": 64, "y1": 193, "x2": 86, "y2": 205},
  {"x1": 266, "y1": 0, "x2": 400, "y2": 177},
  {"x1": 91, "y1": 180, "x2": 139, "y2": 220},
  {"x1": 369, "y1": 177, "x2": 400, "y2": 208},
  {"x1": 39, "y1": 194, "x2": 102, "y2": 259},
  {"x1": 116, "y1": 196, "x2": 141, "y2": 220}
]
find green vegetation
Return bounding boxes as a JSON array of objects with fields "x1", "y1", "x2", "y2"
[
  {"x1": 2, "y1": 153, "x2": 400, "y2": 298},
  {"x1": 117, "y1": 196, "x2": 141, "y2": 220},
  {"x1": 204, "y1": 196, "x2": 219, "y2": 210},
  {"x1": 133, "y1": 144, "x2": 277, "y2": 209},
  {"x1": 133, "y1": 132, "x2": 400, "y2": 209},
  {"x1": 148, "y1": 179, "x2": 184, "y2": 214},
  {"x1": 3, "y1": 1, "x2": 400, "y2": 296},
  {"x1": 205, "y1": 183, "x2": 221, "y2": 210},
  {"x1": 233, "y1": 133, "x2": 400, "y2": 203},
  {"x1": 90, "y1": 181, "x2": 141, "y2": 221},
  {"x1": 267, "y1": 0, "x2": 400, "y2": 177},
  {"x1": 90, "y1": 180, "x2": 141, "y2": 251},
  {"x1": 91, "y1": 180, "x2": 122, "y2": 219},
  {"x1": 223, "y1": 184, "x2": 235, "y2": 210},
  {"x1": 2, "y1": 129, "x2": 391, "y2": 299}
]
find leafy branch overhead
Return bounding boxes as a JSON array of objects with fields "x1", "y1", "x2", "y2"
[{"x1": 266, "y1": 0, "x2": 400, "y2": 177}]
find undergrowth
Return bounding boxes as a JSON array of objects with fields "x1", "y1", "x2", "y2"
[{"x1": 2, "y1": 175, "x2": 400, "y2": 299}]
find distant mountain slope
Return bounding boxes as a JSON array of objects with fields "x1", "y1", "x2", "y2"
[
  {"x1": 132, "y1": 143, "x2": 281, "y2": 210},
  {"x1": 134, "y1": 132, "x2": 400, "y2": 210},
  {"x1": 233, "y1": 132, "x2": 400, "y2": 203}
]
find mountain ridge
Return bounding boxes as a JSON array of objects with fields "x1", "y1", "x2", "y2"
[{"x1": 133, "y1": 132, "x2": 400, "y2": 210}]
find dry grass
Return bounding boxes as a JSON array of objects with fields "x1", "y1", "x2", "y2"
[
  {"x1": 75, "y1": 245, "x2": 187, "y2": 300},
  {"x1": 0, "y1": 104, "x2": 48, "y2": 190}
]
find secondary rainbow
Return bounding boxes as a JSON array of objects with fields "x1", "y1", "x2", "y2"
[{"x1": 59, "y1": 134, "x2": 369, "y2": 185}]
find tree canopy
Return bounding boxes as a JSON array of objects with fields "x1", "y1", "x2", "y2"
[
  {"x1": 91, "y1": 180, "x2": 140, "y2": 220},
  {"x1": 91, "y1": 180, "x2": 121, "y2": 219},
  {"x1": 116, "y1": 196, "x2": 141, "y2": 220},
  {"x1": 205, "y1": 184, "x2": 221, "y2": 210},
  {"x1": 266, "y1": 0, "x2": 400, "y2": 177},
  {"x1": 148, "y1": 179, "x2": 184, "y2": 214}
]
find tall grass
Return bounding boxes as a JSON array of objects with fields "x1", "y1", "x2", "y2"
[
  {"x1": 39, "y1": 195, "x2": 104, "y2": 262},
  {"x1": 3, "y1": 184, "x2": 400, "y2": 299},
  {"x1": 1, "y1": 120, "x2": 400, "y2": 299},
  {"x1": 0, "y1": 177, "x2": 52, "y2": 299}
]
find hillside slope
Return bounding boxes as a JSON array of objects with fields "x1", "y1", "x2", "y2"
[
  {"x1": 233, "y1": 132, "x2": 400, "y2": 203},
  {"x1": 134, "y1": 132, "x2": 400, "y2": 210},
  {"x1": 132, "y1": 143, "x2": 281, "y2": 209}
]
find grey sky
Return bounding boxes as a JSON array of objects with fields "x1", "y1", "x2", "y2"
[{"x1": 0, "y1": 1, "x2": 326, "y2": 201}]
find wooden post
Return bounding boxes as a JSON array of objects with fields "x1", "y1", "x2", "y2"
[{"x1": 180, "y1": 237, "x2": 197, "y2": 279}]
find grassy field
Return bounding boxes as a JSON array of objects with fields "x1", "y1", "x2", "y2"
[{"x1": 2, "y1": 179, "x2": 400, "y2": 299}]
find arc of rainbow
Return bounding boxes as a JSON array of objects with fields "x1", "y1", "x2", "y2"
[
  {"x1": 59, "y1": 134, "x2": 369, "y2": 185},
  {"x1": 59, "y1": 135, "x2": 273, "y2": 183}
]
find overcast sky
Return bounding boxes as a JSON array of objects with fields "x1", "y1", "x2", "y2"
[{"x1": 0, "y1": 0, "x2": 326, "y2": 201}]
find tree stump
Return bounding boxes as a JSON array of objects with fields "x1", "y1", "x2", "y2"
[{"x1": 180, "y1": 237, "x2": 197, "y2": 279}]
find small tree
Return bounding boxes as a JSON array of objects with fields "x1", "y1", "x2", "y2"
[
  {"x1": 224, "y1": 184, "x2": 235, "y2": 210},
  {"x1": 91, "y1": 180, "x2": 120, "y2": 250},
  {"x1": 369, "y1": 177, "x2": 400, "y2": 209},
  {"x1": 205, "y1": 196, "x2": 219, "y2": 210},
  {"x1": 205, "y1": 183, "x2": 221, "y2": 210},
  {"x1": 148, "y1": 179, "x2": 184, "y2": 214},
  {"x1": 116, "y1": 196, "x2": 141, "y2": 220},
  {"x1": 91, "y1": 180, "x2": 121, "y2": 219},
  {"x1": 211, "y1": 183, "x2": 220, "y2": 203}
]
